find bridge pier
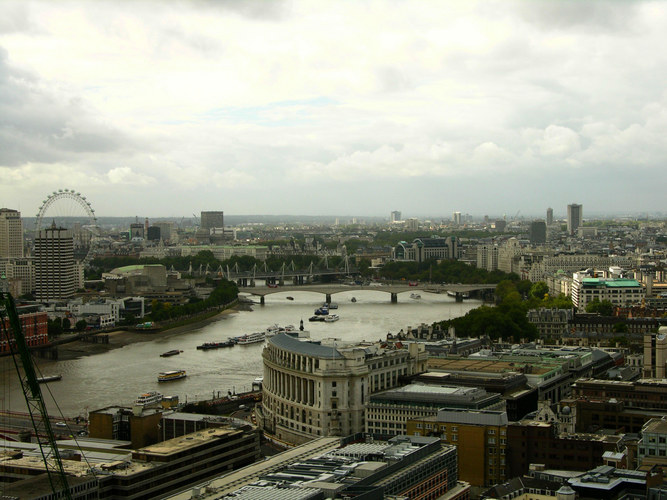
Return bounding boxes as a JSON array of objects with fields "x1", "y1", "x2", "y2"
[
  {"x1": 250, "y1": 279, "x2": 255, "y2": 287},
  {"x1": 391, "y1": 293, "x2": 398, "y2": 304},
  {"x1": 325, "y1": 294, "x2": 332, "y2": 304},
  {"x1": 260, "y1": 296, "x2": 265, "y2": 305},
  {"x1": 455, "y1": 292, "x2": 463, "y2": 303}
]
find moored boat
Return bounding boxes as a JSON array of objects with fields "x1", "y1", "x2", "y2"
[
  {"x1": 309, "y1": 315, "x2": 325, "y2": 322},
  {"x1": 351, "y1": 297, "x2": 357, "y2": 303},
  {"x1": 158, "y1": 370, "x2": 187, "y2": 382},
  {"x1": 324, "y1": 314, "x2": 340, "y2": 322},
  {"x1": 314, "y1": 307, "x2": 329, "y2": 315},
  {"x1": 37, "y1": 374, "x2": 62, "y2": 384},
  {"x1": 135, "y1": 391, "x2": 163, "y2": 405},
  {"x1": 237, "y1": 331, "x2": 266, "y2": 345},
  {"x1": 160, "y1": 349, "x2": 182, "y2": 357},
  {"x1": 410, "y1": 293, "x2": 421, "y2": 299}
]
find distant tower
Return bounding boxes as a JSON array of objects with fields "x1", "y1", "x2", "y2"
[
  {"x1": 453, "y1": 211, "x2": 462, "y2": 225},
  {"x1": 546, "y1": 207, "x2": 553, "y2": 226},
  {"x1": 34, "y1": 224, "x2": 76, "y2": 300},
  {"x1": 529, "y1": 220, "x2": 547, "y2": 245},
  {"x1": 390, "y1": 211, "x2": 401, "y2": 223},
  {"x1": 0, "y1": 208, "x2": 24, "y2": 258},
  {"x1": 567, "y1": 204, "x2": 583, "y2": 235}
]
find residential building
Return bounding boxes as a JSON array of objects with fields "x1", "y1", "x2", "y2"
[
  {"x1": 259, "y1": 333, "x2": 427, "y2": 444},
  {"x1": 34, "y1": 225, "x2": 77, "y2": 301},
  {"x1": 0, "y1": 307, "x2": 49, "y2": 353},
  {"x1": 408, "y1": 409, "x2": 509, "y2": 487},
  {"x1": 477, "y1": 244, "x2": 499, "y2": 271},
  {"x1": 566, "y1": 203, "x2": 582, "y2": 235}
]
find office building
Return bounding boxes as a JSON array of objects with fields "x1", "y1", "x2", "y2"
[
  {"x1": 393, "y1": 237, "x2": 461, "y2": 262},
  {"x1": 408, "y1": 409, "x2": 508, "y2": 487},
  {"x1": 529, "y1": 220, "x2": 547, "y2": 245},
  {"x1": 0, "y1": 208, "x2": 23, "y2": 258},
  {"x1": 259, "y1": 333, "x2": 427, "y2": 444},
  {"x1": 390, "y1": 210, "x2": 401, "y2": 222},
  {"x1": 546, "y1": 207, "x2": 553, "y2": 225},
  {"x1": 571, "y1": 272, "x2": 645, "y2": 312},
  {"x1": 453, "y1": 211, "x2": 462, "y2": 225},
  {"x1": 638, "y1": 417, "x2": 667, "y2": 468},
  {"x1": 200, "y1": 210, "x2": 224, "y2": 230},
  {"x1": 34, "y1": 225, "x2": 77, "y2": 301},
  {"x1": 567, "y1": 203, "x2": 582, "y2": 235},
  {"x1": 129, "y1": 222, "x2": 144, "y2": 240}
]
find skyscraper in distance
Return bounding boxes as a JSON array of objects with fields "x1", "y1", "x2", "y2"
[
  {"x1": 390, "y1": 211, "x2": 401, "y2": 222},
  {"x1": 34, "y1": 224, "x2": 76, "y2": 300},
  {"x1": 0, "y1": 208, "x2": 24, "y2": 258},
  {"x1": 546, "y1": 207, "x2": 553, "y2": 226},
  {"x1": 567, "y1": 203, "x2": 583, "y2": 235}
]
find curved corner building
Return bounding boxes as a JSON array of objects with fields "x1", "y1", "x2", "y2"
[{"x1": 259, "y1": 333, "x2": 427, "y2": 445}]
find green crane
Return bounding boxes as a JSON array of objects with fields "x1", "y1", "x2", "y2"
[{"x1": 0, "y1": 292, "x2": 72, "y2": 499}]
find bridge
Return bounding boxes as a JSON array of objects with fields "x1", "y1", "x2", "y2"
[
  {"x1": 221, "y1": 258, "x2": 358, "y2": 286},
  {"x1": 237, "y1": 283, "x2": 497, "y2": 304}
]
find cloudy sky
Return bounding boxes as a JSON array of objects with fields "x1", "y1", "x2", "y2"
[{"x1": 1, "y1": 1, "x2": 665, "y2": 219}]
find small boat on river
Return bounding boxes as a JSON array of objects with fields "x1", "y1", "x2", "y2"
[
  {"x1": 37, "y1": 374, "x2": 62, "y2": 384},
  {"x1": 135, "y1": 391, "x2": 163, "y2": 405},
  {"x1": 324, "y1": 314, "x2": 340, "y2": 322},
  {"x1": 158, "y1": 370, "x2": 187, "y2": 382},
  {"x1": 160, "y1": 349, "x2": 182, "y2": 357},
  {"x1": 197, "y1": 341, "x2": 234, "y2": 350},
  {"x1": 237, "y1": 331, "x2": 266, "y2": 345}
]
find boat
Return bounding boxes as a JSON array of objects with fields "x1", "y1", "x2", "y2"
[
  {"x1": 266, "y1": 324, "x2": 297, "y2": 336},
  {"x1": 410, "y1": 293, "x2": 421, "y2": 299},
  {"x1": 351, "y1": 297, "x2": 357, "y2": 303},
  {"x1": 314, "y1": 307, "x2": 329, "y2": 315},
  {"x1": 286, "y1": 296, "x2": 294, "y2": 301},
  {"x1": 37, "y1": 374, "x2": 62, "y2": 384},
  {"x1": 309, "y1": 315, "x2": 325, "y2": 322},
  {"x1": 236, "y1": 331, "x2": 266, "y2": 345},
  {"x1": 135, "y1": 391, "x2": 163, "y2": 405},
  {"x1": 196, "y1": 341, "x2": 234, "y2": 350},
  {"x1": 158, "y1": 370, "x2": 187, "y2": 382},
  {"x1": 324, "y1": 314, "x2": 340, "y2": 322},
  {"x1": 322, "y1": 302, "x2": 338, "y2": 309},
  {"x1": 160, "y1": 349, "x2": 182, "y2": 357}
]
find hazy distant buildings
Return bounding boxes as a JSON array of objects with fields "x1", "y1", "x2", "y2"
[
  {"x1": 405, "y1": 217, "x2": 419, "y2": 231},
  {"x1": 129, "y1": 222, "x2": 144, "y2": 240},
  {"x1": 34, "y1": 225, "x2": 77, "y2": 300},
  {"x1": 567, "y1": 203, "x2": 583, "y2": 235},
  {"x1": 546, "y1": 207, "x2": 553, "y2": 225},
  {"x1": 0, "y1": 208, "x2": 24, "y2": 258},
  {"x1": 390, "y1": 210, "x2": 401, "y2": 222},
  {"x1": 453, "y1": 211, "x2": 462, "y2": 225},
  {"x1": 529, "y1": 220, "x2": 547, "y2": 245}
]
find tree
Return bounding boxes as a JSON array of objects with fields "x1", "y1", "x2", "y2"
[
  {"x1": 586, "y1": 299, "x2": 614, "y2": 316},
  {"x1": 75, "y1": 320, "x2": 88, "y2": 332},
  {"x1": 530, "y1": 282, "x2": 549, "y2": 301},
  {"x1": 62, "y1": 318, "x2": 71, "y2": 331}
]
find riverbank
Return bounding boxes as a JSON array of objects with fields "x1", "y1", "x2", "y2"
[{"x1": 55, "y1": 307, "x2": 240, "y2": 361}]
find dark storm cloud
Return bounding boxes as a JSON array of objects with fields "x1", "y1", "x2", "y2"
[{"x1": 0, "y1": 47, "x2": 130, "y2": 167}]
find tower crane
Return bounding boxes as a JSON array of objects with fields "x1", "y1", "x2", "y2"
[{"x1": 0, "y1": 292, "x2": 72, "y2": 499}]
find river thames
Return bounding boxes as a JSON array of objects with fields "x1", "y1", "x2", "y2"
[{"x1": 0, "y1": 289, "x2": 482, "y2": 418}]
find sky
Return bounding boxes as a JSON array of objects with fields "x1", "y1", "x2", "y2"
[{"x1": 1, "y1": 0, "x2": 666, "y2": 219}]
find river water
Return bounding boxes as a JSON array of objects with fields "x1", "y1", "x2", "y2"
[{"x1": 0, "y1": 290, "x2": 481, "y2": 418}]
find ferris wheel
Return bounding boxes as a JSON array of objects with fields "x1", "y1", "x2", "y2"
[{"x1": 35, "y1": 188, "x2": 100, "y2": 264}]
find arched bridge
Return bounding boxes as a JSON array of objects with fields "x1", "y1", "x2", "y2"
[{"x1": 238, "y1": 283, "x2": 497, "y2": 304}]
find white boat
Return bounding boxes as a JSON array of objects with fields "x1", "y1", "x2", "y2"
[
  {"x1": 265, "y1": 324, "x2": 296, "y2": 337},
  {"x1": 237, "y1": 331, "x2": 266, "y2": 344},
  {"x1": 324, "y1": 314, "x2": 340, "y2": 322},
  {"x1": 135, "y1": 391, "x2": 163, "y2": 405},
  {"x1": 410, "y1": 293, "x2": 421, "y2": 299},
  {"x1": 157, "y1": 370, "x2": 187, "y2": 382}
]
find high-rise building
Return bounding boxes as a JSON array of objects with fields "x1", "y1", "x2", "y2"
[
  {"x1": 546, "y1": 207, "x2": 553, "y2": 225},
  {"x1": 453, "y1": 211, "x2": 462, "y2": 225},
  {"x1": 0, "y1": 208, "x2": 24, "y2": 258},
  {"x1": 200, "y1": 211, "x2": 224, "y2": 230},
  {"x1": 390, "y1": 210, "x2": 401, "y2": 223},
  {"x1": 567, "y1": 203, "x2": 582, "y2": 235},
  {"x1": 643, "y1": 327, "x2": 667, "y2": 379},
  {"x1": 529, "y1": 220, "x2": 547, "y2": 245},
  {"x1": 34, "y1": 225, "x2": 76, "y2": 301}
]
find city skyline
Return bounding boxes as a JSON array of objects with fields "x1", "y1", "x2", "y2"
[{"x1": 1, "y1": 1, "x2": 666, "y2": 217}]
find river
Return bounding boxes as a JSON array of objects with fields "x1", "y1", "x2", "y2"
[{"x1": 0, "y1": 289, "x2": 482, "y2": 418}]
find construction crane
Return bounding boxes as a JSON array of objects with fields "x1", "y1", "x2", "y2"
[{"x1": 0, "y1": 292, "x2": 72, "y2": 499}]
